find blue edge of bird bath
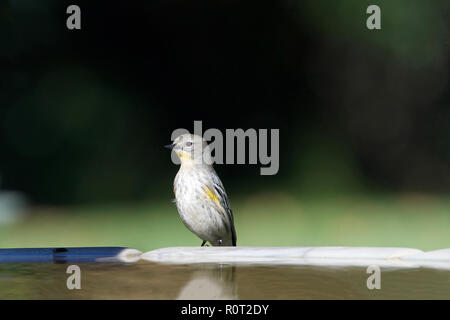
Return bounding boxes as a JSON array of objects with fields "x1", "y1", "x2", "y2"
[{"x1": 0, "y1": 247, "x2": 130, "y2": 263}]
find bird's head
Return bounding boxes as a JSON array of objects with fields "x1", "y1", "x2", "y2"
[{"x1": 165, "y1": 133, "x2": 212, "y2": 165}]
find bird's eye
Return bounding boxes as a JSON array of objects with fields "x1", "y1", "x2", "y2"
[{"x1": 186, "y1": 141, "x2": 193, "y2": 147}]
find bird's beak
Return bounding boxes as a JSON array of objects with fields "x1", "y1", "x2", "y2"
[{"x1": 164, "y1": 143, "x2": 175, "y2": 150}]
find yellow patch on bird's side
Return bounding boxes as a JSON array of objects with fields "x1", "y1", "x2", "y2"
[{"x1": 204, "y1": 187, "x2": 219, "y2": 202}]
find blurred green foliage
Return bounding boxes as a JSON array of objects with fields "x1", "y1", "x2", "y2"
[{"x1": 1, "y1": 193, "x2": 449, "y2": 251}]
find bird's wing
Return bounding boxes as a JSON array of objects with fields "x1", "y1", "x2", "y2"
[{"x1": 210, "y1": 173, "x2": 237, "y2": 246}]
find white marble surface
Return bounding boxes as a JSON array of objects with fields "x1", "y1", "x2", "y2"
[
  {"x1": 400, "y1": 248, "x2": 450, "y2": 270},
  {"x1": 139, "y1": 246, "x2": 450, "y2": 270},
  {"x1": 97, "y1": 248, "x2": 143, "y2": 263},
  {"x1": 402, "y1": 248, "x2": 450, "y2": 261}
]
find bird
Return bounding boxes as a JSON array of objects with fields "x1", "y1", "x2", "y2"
[{"x1": 165, "y1": 133, "x2": 237, "y2": 246}]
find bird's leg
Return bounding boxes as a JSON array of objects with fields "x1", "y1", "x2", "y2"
[
  {"x1": 201, "y1": 240, "x2": 207, "y2": 247},
  {"x1": 218, "y1": 239, "x2": 222, "y2": 246}
]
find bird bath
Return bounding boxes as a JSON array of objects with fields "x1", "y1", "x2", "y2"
[{"x1": 0, "y1": 246, "x2": 449, "y2": 299}]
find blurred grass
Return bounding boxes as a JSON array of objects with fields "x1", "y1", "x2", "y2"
[{"x1": 0, "y1": 192, "x2": 449, "y2": 252}]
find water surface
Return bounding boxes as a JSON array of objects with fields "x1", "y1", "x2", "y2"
[{"x1": 0, "y1": 262, "x2": 449, "y2": 299}]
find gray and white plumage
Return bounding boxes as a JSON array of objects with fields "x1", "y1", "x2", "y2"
[{"x1": 166, "y1": 133, "x2": 237, "y2": 246}]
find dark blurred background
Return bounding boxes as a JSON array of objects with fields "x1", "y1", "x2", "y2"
[{"x1": 0, "y1": 0, "x2": 449, "y2": 250}]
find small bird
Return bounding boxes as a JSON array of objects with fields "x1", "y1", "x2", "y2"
[{"x1": 165, "y1": 133, "x2": 237, "y2": 246}]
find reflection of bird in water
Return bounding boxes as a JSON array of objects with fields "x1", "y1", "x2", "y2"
[{"x1": 176, "y1": 265, "x2": 237, "y2": 300}]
